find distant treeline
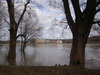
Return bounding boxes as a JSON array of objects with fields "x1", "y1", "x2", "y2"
[
  {"x1": 1, "y1": 36, "x2": 100, "y2": 44},
  {"x1": 87, "y1": 36, "x2": 100, "y2": 44},
  {"x1": 0, "y1": 40, "x2": 21, "y2": 44}
]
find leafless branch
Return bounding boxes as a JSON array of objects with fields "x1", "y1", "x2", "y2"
[
  {"x1": 93, "y1": 20, "x2": 100, "y2": 27},
  {"x1": 17, "y1": 0, "x2": 30, "y2": 27}
]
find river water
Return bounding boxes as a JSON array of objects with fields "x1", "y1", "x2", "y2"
[{"x1": 0, "y1": 44, "x2": 100, "y2": 70}]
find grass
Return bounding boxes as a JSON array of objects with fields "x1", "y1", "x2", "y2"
[{"x1": 0, "y1": 65, "x2": 100, "y2": 75}]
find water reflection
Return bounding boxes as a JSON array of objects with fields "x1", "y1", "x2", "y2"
[
  {"x1": 85, "y1": 44, "x2": 100, "y2": 70},
  {"x1": 0, "y1": 45, "x2": 8, "y2": 65},
  {"x1": 0, "y1": 44, "x2": 100, "y2": 70}
]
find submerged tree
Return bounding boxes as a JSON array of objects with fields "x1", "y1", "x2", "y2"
[
  {"x1": 6, "y1": 0, "x2": 30, "y2": 65},
  {"x1": 1, "y1": 0, "x2": 43, "y2": 65},
  {"x1": 62, "y1": 0, "x2": 100, "y2": 67},
  {"x1": 17, "y1": 10, "x2": 42, "y2": 64}
]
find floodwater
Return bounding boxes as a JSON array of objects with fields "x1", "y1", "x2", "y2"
[{"x1": 0, "y1": 44, "x2": 100, "y2": 70}]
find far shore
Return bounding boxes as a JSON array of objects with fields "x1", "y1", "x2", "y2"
[{"x1": 0, "y1": 41, "x2": 100, "y2": 45}]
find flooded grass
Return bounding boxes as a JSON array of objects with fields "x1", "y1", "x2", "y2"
[{"x1": 0, "y1": 65, "x2": 100, "y2": 75}]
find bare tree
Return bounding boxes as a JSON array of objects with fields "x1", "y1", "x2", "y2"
[
  {"x1": 50, "y1": 18, "x2": 69, "y2": 38},
  {"x1": 17, "y1": 10, "x2": 42, "y2": 64},
  {"x1": 62, "y1": 0, "x2": 100, "y2": 67},
  {"x1": 49, "y1": 0, "x2": 100, "y2": 67},
  {"x1": 6, "y1": 0, "x2": 30, "y2": 65}
]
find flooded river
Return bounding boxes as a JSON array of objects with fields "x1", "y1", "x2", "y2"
[{"x1": 0, "y1": 44, "x2": 100, "y2": 70}]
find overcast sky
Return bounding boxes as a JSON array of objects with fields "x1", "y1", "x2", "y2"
[
  {"x1": 1, "y1": 0, "x2": 100, "y2": 40},
  {"x1": 33, "y1": 0, "x2": 100, "y2": 39},
  {"x1": 31, "y1": 0, "x2": 72, "y2": 39}
]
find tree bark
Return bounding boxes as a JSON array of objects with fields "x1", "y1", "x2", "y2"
[
  {"x1": 69, "y1": 21, "x2": 92, "y2": 67},
  {"x1": 70, "y1": 32, "x2": 87, "y2": 67},
  {"x1": 62, "y1": 0, "x2": 96, "y2": 68},
  {"x1": 7, "y1": 29, "x2": 17, "y2": 65}
]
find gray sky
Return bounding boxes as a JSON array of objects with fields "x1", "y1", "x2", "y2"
[
  {"x1": 32, "y1": 0, "x2": 72, "y2": 39},
  {"x1": 1, "y1": 0, "x2": 100, "y2": 40}
]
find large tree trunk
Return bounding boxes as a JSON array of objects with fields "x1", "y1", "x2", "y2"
[
  {"x1": 70, "y1": 29, "x2": 89, "y2": 67},
  {"x1": 6, "y1": 0, "x2": 16, "y2": 65},
  {"x1": 62, "y1": 0, "x2": 97, "y2": 68},
  {"x1": 7, "y1": 29, "x2": 17, "y2": 65}
]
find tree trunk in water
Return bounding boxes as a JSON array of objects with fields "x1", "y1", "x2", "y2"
[
  {"x1": 7, "y1": 30, "x2": 16, "y2": 65},
  {"x1": 20, "y1": 37, "x2": 27, "y2": 65},
  {"x1": 70, "y1": 32, "x2": 88, "y2": 67},
  {"x1": 6, "y1": 0, "x2": 29, "y2": 65}
]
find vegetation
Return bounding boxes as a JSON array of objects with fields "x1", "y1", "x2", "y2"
[{"x1": 0, "y1": 65, "x2": 100, "y2": 75}]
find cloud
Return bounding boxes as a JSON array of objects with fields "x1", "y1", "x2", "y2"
[
  {"x1": 1, "y1": 0, "x2": 72, "y2": 39},
  {"x1": 34, "y1": 2, "x2": 72, "y2": 39}
]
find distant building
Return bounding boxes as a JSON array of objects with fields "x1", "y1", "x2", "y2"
[
  {"x1": 57, "y1": 40, "x2": 62, "y2": 43},
  {"x1": 31, "y1": 39, "x2": 72, "y2": 44},
  {"x1": 45, "y1": 39, "x2": 51, "y2": 43},
  {"x1": 51, "y1": 40, "x2": 57, "y2": 43},
  {"x1": 36, "y1": 39, "x2": 45, "y2": 44}
]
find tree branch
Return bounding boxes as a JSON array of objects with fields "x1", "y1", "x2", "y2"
[
  {"x1": 96, "y1": 0, "x2": 100, "y2": 7},
  {"x1": 83, "y1": 0, "x2": 96, "y2": 15},
  {"x1": 62, "y1": 0, "x2": 75, "y2": 32},
  {"x1": 95, "y1": 9, "x2": 100, "y2": 14},
  {"x1": 71, "y1": 0, "x2": 83, "y2": 22},
  {"x1": 17, "y1": 0, "x2": 30, "y2": 29},
  {"x1": 93, "y1": 20, "x2": 100, "y2": 27},
  {"x1": 16, "y1": 34, "x2": 25, "y2": 39},
  {"x1": 4, "y1": 18, "x2": 10, "y2": 26}
]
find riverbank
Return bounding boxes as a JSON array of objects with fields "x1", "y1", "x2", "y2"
[{"x1": 0, "y1": 65, "x2": 100, "y2": 75}]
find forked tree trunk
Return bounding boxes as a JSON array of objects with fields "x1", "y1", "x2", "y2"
[
  {"x1": 7, "y1": 29, "x2": 17, "y2": 65},
  {"x1": 62, "y1": 0, "x2": 97, "y2": 68}
]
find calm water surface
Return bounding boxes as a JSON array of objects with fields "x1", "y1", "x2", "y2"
[{"x1": 0, "y1": 44, "x2": 100, "y2": 70}]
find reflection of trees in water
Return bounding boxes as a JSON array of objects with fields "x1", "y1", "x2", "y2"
[
  {"x1": 0, "y1": 45, "x2": 2, "y2": 49},
  {"x1": 85, "y1": 44, "x2": 100, "y2": 69},
  {"x1": 0, "y1": 45, "x2": 9, "y2": 65},
  {"x1": 85, "y1": 59, "x2": 100, "y2": 70},
  {"x1": 61, "y1": 44, "x2": 100, "y2": 69},
  {"x1": 61, "y1": 44, "x2": 71, "y2": 65},
  {"x1": 85, "y1": 44, "x2": 100, "y2": 59},
  {"x1": 89, "y1": 44, "x2": 100, "y2": 50},
  {"x1": 89, "y1": 44, "x2": 100, "y2": 58},
  {"x1": 25, "y1": 47, "x2": 38, "y2": 66},
  {"x1": 16, "y1": 45, "x2": 38, "y2": 66}
]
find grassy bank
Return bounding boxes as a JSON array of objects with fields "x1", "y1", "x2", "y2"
[{"x1": 0, "y1": 65, "x2": 100, "y2": 75}]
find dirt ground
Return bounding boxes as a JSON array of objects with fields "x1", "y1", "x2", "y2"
[{"x1": 0, "y1": 65, "x2": 100, "y2": 75}]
